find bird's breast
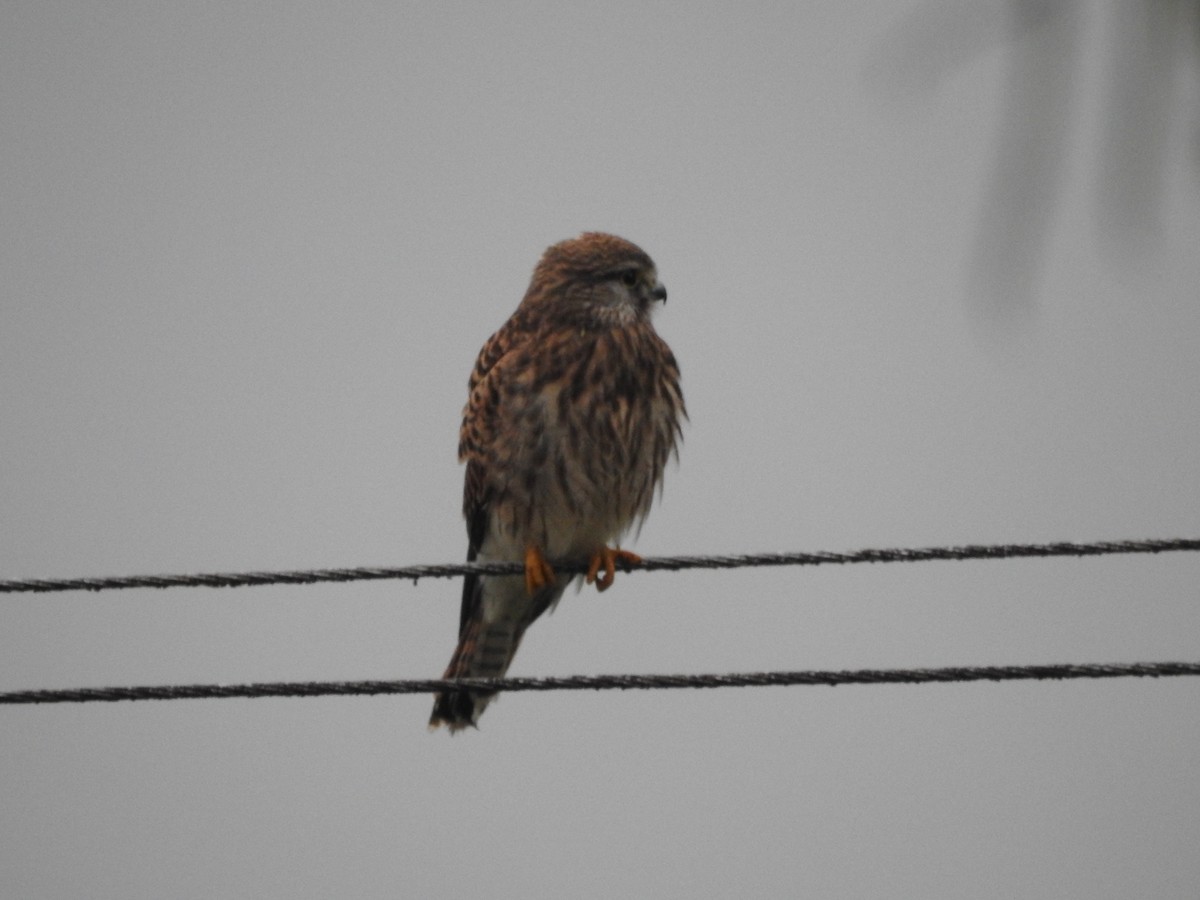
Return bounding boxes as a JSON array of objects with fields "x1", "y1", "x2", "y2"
[{"x1": 517, "y1": 325, "x2": 681, "y2": 558}]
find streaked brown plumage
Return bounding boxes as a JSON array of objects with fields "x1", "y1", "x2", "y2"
[{"x1": 429, "y1": 233, "x2": 685, "y2": 731}]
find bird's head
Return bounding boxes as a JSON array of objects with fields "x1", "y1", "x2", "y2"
[{"x1": 525, "y1": 232, "x2": 667, "y2": 327}]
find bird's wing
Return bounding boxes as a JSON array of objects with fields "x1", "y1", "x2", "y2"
[{"x1": 456, "y1": 315, "x2": 535, "y2": 636}]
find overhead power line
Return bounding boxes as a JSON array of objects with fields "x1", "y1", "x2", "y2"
[
  {"x1": 2, "y1": 537, "x2": 1197, "y2": 595},
  {"x1": 3, "y1": 661, "x2": 1198, "y2": 705}
]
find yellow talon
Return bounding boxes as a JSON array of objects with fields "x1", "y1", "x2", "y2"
[
  {"x1": 586, "y1": 547, "x2": 642, "y2": 593},
  {"x1": 524, "y1": 545, "x2": 555, "y2": 596}
]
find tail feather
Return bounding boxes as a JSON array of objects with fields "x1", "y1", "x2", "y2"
[
  {"x1": 429, "y1": 572, "x2": 564, "y2": 732},
  {"x1": 428, "y1": 615, "x2": 526, "y2": 732}
]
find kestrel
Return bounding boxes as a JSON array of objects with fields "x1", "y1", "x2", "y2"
[{"x1": 429, "y1": 232, "x2": 685, "y2": 731}]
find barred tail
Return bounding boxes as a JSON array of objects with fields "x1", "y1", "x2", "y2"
[{"x1": 428, "y1": 612, "x2": 527, "y2": 732}]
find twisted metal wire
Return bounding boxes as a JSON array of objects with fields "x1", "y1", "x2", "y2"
[
  {"x1": 3, "y1": 661, "x2": 1198, "y2": 705},
  {"x1": 2, "y1": 537, "x2": 1197, "y2": 595}
]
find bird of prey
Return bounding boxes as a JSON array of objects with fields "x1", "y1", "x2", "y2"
[{"x1": 429, "y1": 232, "x2": 685, "y2": 731}]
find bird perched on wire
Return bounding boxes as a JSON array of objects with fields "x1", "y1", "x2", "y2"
[{"x1": 429, "y1": 232, "x2": 686, "y2": 731}]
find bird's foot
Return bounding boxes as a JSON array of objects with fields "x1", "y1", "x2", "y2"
[
  {"x1": 586, "y1": 547, "x2": 642, "y2": 592},
  {"x1": 524, "y1": 544, "x2": 555, "y2": 596}
]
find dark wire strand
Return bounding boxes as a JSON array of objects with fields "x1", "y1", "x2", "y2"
[
  {"x1": 2, "y1": 537, "x2": 1197, "y2": 595},
  {"x1": 3, "y1": 661, "x2": 1198, "y2": 705}
]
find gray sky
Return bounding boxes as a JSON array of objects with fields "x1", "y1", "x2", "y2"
[{"x1": 3, "y1": 2, "x2": 1199, "y2": 898}]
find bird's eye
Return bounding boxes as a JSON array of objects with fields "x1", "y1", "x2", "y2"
[{"x1": 620, "y1": 270, "x2": 639, "y2": 287}]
